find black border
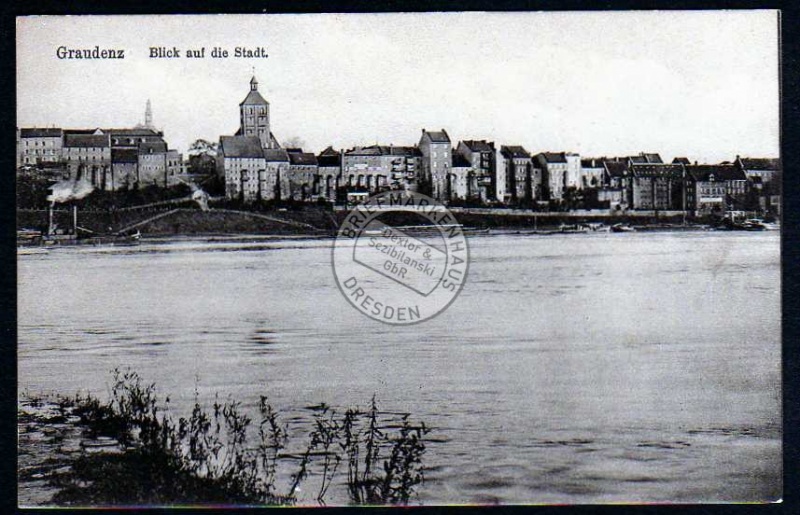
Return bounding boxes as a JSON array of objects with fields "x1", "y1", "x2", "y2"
[{"x1": 2, "y1": 2, "x2": 796, "y2": 515}]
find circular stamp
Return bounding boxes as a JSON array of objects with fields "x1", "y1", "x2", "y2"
[{"x1": 332, "y1": 191, "x2": 469, "y2": 325}]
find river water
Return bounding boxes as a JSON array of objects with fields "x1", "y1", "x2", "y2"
[{"x1": 18, "y1": 231, "x2": 781, "y2": 505}]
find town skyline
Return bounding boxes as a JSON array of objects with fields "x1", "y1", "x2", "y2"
[{"x1": 17, "y1": 12, "x2": 779, "y2": 162}]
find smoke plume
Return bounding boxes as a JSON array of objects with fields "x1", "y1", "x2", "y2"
[{"x1": 47, "y1": 179, "x2": 95, "y2": 204}]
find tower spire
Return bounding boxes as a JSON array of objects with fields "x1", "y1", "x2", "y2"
[
  {"x1": 145, "y1": 99, "x2": 153, "y2": 129},
  {"x1": 250, "y1": 72, "x2": 258, "y2": 91}
]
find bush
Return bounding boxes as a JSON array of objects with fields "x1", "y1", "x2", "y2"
[{"x1": 52, "y1": 368, "x2": 430, "y2": 506}]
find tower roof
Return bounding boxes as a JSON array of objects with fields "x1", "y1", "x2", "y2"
[{"x1": 240, "y1": 75, "x2": 269, "y2": 106}]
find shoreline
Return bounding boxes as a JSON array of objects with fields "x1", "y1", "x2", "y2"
[{"x1": 18, "y1": 224, "x2": 779, "y2": 252}]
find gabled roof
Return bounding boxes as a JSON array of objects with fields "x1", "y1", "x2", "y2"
[
  {"x1": 319, "y1": 146, "x2": 339, "y2": 157},
  {"x1": 288, "y1": 152, "x2": 318, "y2": 166},
  {"x1": 317, "y1": 147, "x2": 341, "y2": 167},
  {"x1": 452, "y1": 153, "x2": 472, "y2": 168},
  {"x1": 535, "y1": 152, "x2": 567, "y2": 164},
  {"x1": 672, "y1": 157, "x2": 691, "y2": 165},
  {"x1": 421, "y1": 129, "x2": 450, "y2": 144},
  {"x1": 500, "y1": 145, "x2": 530, "y2": 159},
  {"x1": 461, "y1": 140, "x2": 495, "y2": 152},
  {"x1": 64, "y1": 134, "x2": 109, "y2": 148},
  {"x1": 738, "y1": 157, "x2": 781, "y2": 171},
  {"x1": 263, "y1": 149, "x2": 290, "y2": 162},
  {"x1": 686, "y1": 164, "x2": 746, "y2": 182},
  {"x1": 220, "y1": 135, "x2": 264, "y2": 159},
  {"x1": 20, "y1": 128, "x2": 62, "y2": 138}
]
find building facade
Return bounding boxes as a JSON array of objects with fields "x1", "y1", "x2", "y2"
[
  {"x1": 456, "y1": 140, "x2": 497, "y2": 202},
  {"x1": 533, "y1": 152, "x2": 568, "y2": 201},
  {"x1": 317, "y1": 147, "x2": 342, "y2": 202},
  {"x1": 629, "y1": 163, "x2": 684, "y2": 211},
  {"x1": 500, "y1": 145, "x2": 534, "y2": 204},
  {"x1": 219, "y1": 135, "x2": 267, "y2": 201},
  {"x1": 63, "y1": 132, "x2": 111, "y2": 187},
  {"x1": 18, "y1": 128, "x2": 63, "y2": 167},
  {"x1": 285, "y1": 151, "x2": 319, "y2": 201},
  {"x1": 419, "y1": 129, "x2": 452, "y2": 200}
]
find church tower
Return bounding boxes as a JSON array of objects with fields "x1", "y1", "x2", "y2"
[{"x1": 239, "y1": 75, "x2": 274, "y2": 149}]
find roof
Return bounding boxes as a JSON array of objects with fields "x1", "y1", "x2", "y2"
[
  {"x1": 107, "y1": 128, "x2": 163, "y2": 136},
  {"x1": 317, "y1": 146, "x2": 341, "y2": 167},
  {"x1": 461, "y1": 140, "x2": 495, "y2": 153},
  {"x1": 138, "y1": 141, "x2": 168, "y2": 154},
  {"x1": 500, "y1": 145, "x2": 530, "y2": 159},
  {"x1": 739, "y1": 157, "x2": 781, "y2": 171},
  {"x1": 631, "y1": 164, "x2": 684, "y2": 179},
  {"x1": 319, "y1": 146, "x2": 339, "y2": 157},
  {"x1": 64, "y1": 134, "x2": 109, "y2": 148},
  {"x1": 318, "y1": 155, "x2": 340, "y2": 167},
  {"x1": 452, "y1": 153, "x2": 471, "y2": 168},
  {"x1": 672, "y1": 157, "x2": 691, "y2": 165},
  {"x1": 220, "y1": 135, "x2": 264, "y2": 159},
  {"x1": 421, "y1": 129, "x2": 450, "y2": 144},
  {"x1": 240, "y1": 90, "x2": 269, "y2": 106},
  {"x1": 628, "y1": 153, "x2": 663, "y2": 164},
  {"x1": 604, "y1": 161, "x2": 629, "y2": 178},
  {"x1": 581, "y1": 158, "x2": 605, "y2": 168},
  {"x1": 389, "y1": 146, "x2": 422, "y2": 157},
  {"x1": 535, "y1": 152, "x2": 567, "y2": 164},
  {"x1": 686, "y1": 164, "x2": 747, "y2": 182},
  {"x1": 64, "y1": 129, "x2": 103, "y2": 135},
  {"x1": 346, "y1": 145, "x2": 383, "y2": 156},
  {"x1": 111, "y1": 148, "x2": 139, "y2": 163},
  {"x1": 288, "y1": 152, "x2": 318, "y2": 166},
  {"x1": 20, "y1": 128, "x2": 62, "y2": 138},
  {"x1": 263, "y1": 149, "x2": 290, "y2": 162}
]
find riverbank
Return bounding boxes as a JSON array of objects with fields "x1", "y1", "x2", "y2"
[
  {"x1": 18, "y1": 370, "x2": 431, "y2": 507},
  {"x1": 18, "y1": 205, "x2": 748, "y2": 245}
]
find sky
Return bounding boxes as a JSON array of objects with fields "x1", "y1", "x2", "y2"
[{"x1": 17, "y1": 11, "x2": 779, "y2": 163}]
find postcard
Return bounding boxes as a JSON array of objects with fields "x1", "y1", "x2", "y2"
[{"x1": 16, "y1": 11, "x2": 781, "y2": 506}]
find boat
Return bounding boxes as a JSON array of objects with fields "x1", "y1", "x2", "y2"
[
  {"x1": 744, "y1": 219, "x2": 779, "y2": 231},
  {"x1": 610, "y1": 223, "x2": 636, "y2": 233},
  {"x1": 17, "y1": 247, "x2": 50, "y2": 255},
  {"x1": 558, "y1": 223, "x2": 590, "y2": 234}
]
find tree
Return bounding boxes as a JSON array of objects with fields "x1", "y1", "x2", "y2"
[
  {"x1": 187, "y1": 139, "x2": 218, "y2": 175},
  {"x1": 188, "y1": 139, "x2": 218, "y2": 157}
]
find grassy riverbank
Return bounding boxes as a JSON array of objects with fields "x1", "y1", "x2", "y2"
[
  {"x1": 18, "y1": 369, "x2": 430, "y2": 507},
  {"x1": 18, "y1": 204, "x2": 723, "y2": 241}
]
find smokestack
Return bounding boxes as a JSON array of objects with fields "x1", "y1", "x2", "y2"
[{"x1": 48, "y1": 203, "x2": 54, "y2": 236}]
